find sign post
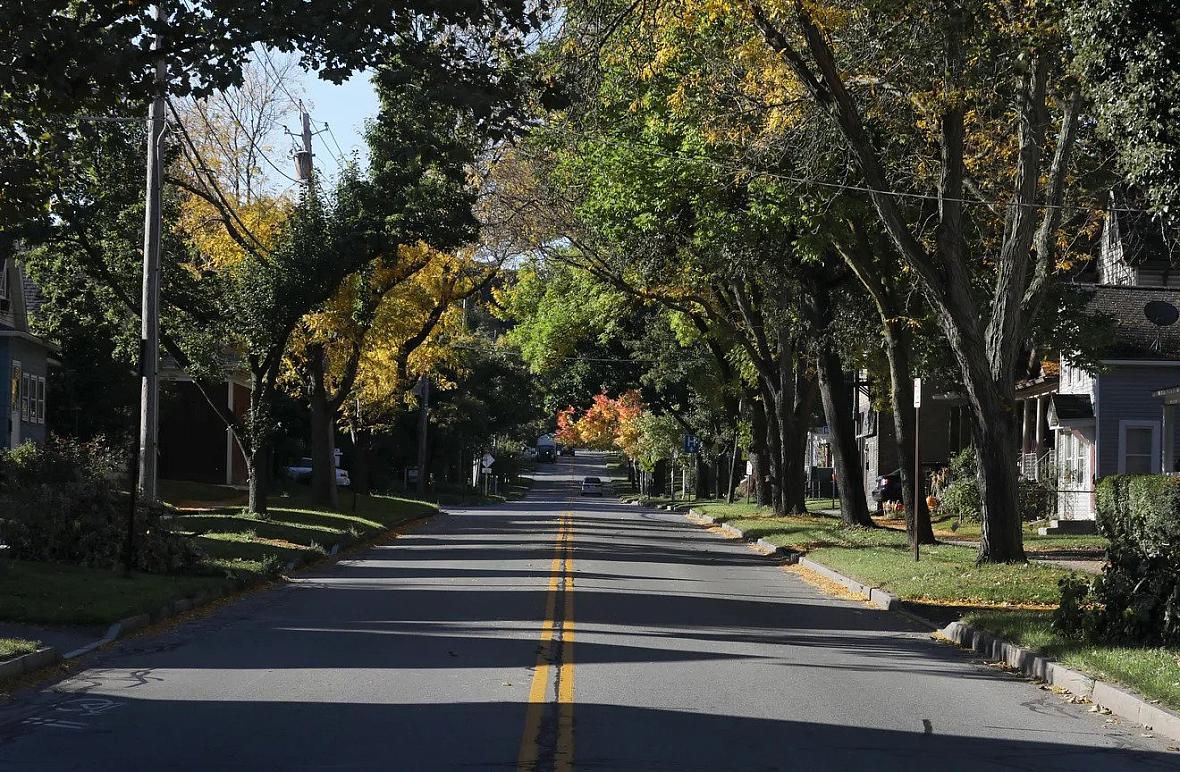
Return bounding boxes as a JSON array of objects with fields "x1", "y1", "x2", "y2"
[
  {"x1": 912, "y1": 378, "x2": 922, "y2": 562},
  {"x1": 481, "y1": 453, "x2": 495, "y2": 496}
]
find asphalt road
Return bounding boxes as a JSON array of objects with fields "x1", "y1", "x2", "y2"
[{"x1": 1, "y1": 453, "x2": 1178, "y2": 771}]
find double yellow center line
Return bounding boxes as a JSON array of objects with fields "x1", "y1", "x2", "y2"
[{"x1": 518, "y1": 511, "x2": 575, "y2": 772}]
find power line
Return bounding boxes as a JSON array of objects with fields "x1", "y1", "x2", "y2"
[
  {"x1": 536, "y1": 128, "x2": 1161, "y2": 218},
  {"x1": 313, "y1": 130, "x2": 344, "y2": 170},
  {"x1": 323, "y1": 121, "x2": 350, "y2": 163},
  {"x1": 190, "y1": 97, "x2": 301, "y2": 187},
  {"x1": 258, "y1": 47, "x2": 304, "y2": 114}
]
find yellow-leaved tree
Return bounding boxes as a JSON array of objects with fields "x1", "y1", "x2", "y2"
[{"x1": 287, "y1": 244, "x2": 496, "y2": 503}]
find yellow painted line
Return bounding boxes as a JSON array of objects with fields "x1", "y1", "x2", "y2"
[
  {"x1": 517, "y1": 513, "x2": 573, "y2": 771},
  {"x1": 555, "y1": 521, "x2": 575, "y2": 772}
]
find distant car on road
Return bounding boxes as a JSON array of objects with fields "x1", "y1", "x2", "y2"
[
  {"x1": 580, "y1": 476, "x2": 603, "y2": 495},
  {"x1": 560, "y1": 444, "x2": 576, "y2": 457},
  {"x1": 871, "y1": 469, "x2": 902, "y2": 507},
  {"x1": 285, "y1": 457, "x2": 351, "y2": 488}
]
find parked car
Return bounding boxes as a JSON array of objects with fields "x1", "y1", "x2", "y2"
[
  {"x1": 285, "y1": 457, "x2": 351, "y2": 487},
  {"x1": 560, "y1": 444, "x2": 576, "y2": 457},
  {"x1": 580, "y1": 476, "x2": 603, "y2": 495},
  {"x1": 871, "y1": 469, "x2": 902, "y2": 506},
  {"x1": 522, "y1": 446, "x2": 538, "y2": 460}
]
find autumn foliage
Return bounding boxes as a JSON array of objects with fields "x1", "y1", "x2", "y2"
[{"x1": 555, "y1": 391, "x2": 643, "y2": 451}]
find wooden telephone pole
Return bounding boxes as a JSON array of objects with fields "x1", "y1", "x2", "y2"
[{"x1": 137, "y1": 2, "x2": 167, "y2": 505}]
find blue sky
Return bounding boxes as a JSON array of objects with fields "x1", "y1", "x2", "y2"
[{"x1": 299, "y1": 69, "x2": 379, "y2": 174}]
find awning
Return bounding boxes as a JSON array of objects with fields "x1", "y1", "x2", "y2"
[{"x1": 1048, "y1": 394, "x2": 1094, "y2": 429}]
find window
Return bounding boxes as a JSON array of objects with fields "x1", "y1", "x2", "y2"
[
  {"x1": 19, "y1": 373, "x2": 29, "y2": 422},
  {"x1": 1119, "y1": 421, "x2": 1161, "y2": 474},
  {"x1": 32, "y1": 377, "x2": 45, "y2": 424},
  {"x1": 1060, "y1": 434, "x2": 1084, "y2": 484}
]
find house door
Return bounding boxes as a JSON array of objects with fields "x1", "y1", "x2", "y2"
[{"x1": 1058, "y1": 431, "x2": 1093, "y2": 519}]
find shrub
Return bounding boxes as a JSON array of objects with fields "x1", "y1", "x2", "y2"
[
  {"x1": 1018, "y1": 477, "x2": 1056, "y2": 521},
  {"x1": 0, "y1": 436, "x2": 203, "y2": 573},
  {"x1": 936, "y1": 447, "x2": 1053, "y2": 523},
  {"x1": 1078, "y1": 474, "x2": 1180, "y2": 645},
  {"x1": 938, "y1": 448, "x2": 981, "y2": 522}
]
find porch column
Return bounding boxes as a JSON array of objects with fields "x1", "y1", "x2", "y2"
[
  {"x1": 1035, "y1": 396, "x2": 1046, "y2": 453},
  {"x1": 1022, "y1": 399, "x2": 1034, "y2": 453},
  {"x1": 1164, "y1": 403, "x2": 1176, "y2": 474}
]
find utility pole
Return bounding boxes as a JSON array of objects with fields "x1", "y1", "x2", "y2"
[
  {"x1": 416, "y1": 376, "x2": 430, "y2": 496},
  {"x1": 294, "y1": 105, "x2": 314, "y2": 183},
  {"x1": 137, "y1": 2, "x2": 167, "y2": 505}
]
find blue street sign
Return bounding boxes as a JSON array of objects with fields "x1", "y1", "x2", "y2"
[{"x1": 683, "y1": 434, "x2": 701, "y2": 454}]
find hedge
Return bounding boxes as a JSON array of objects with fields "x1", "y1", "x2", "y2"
[{"x1": 1082, "y1": 475, "x2": 1180, "y2": 644}]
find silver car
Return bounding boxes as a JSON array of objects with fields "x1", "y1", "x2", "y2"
[{"x1": 580, "y1": 476, "x2": 603, "y2": 495}]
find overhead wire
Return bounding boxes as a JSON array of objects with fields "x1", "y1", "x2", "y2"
[{"x1": 530, "y1": 127, "x2": 1162, "y2": 218}]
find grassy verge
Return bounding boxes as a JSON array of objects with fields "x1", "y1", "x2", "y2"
[
  {"x1": 964, "y1": 609, "x2": 1180, "y2": 713},
  {"x1": 692, "y1": 501, "x2": 1072, "y2": 606},
  {"x1": 0, "y1": 560, "x2": 230, "y2": 626},
  {"x1": 433, "y1": 475, "x2": 534, "y2": 506},
  {"x1": 928, "y1": 516, "x2": 1108, "y2": 552},
  {"x1": 0, "y1": 637, "x2": 42, "y2": 661},
  {"x1": 0, "y1": 485, "x2": 436, "y2": 626}
]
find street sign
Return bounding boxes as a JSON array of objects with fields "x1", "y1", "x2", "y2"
[
  {"x1": 481, "y1": 452, "x2": 495, "y2": 469},
  {"x1": 683, "y1": 434, "x2": 701, "y2": 454},
  {"x1": 912, "y1": 377, "x2": 922, "y2": 408}
]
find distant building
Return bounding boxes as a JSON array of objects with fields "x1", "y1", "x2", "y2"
[
  {"x1": 0, "y1": 258, "x2": 58, "y2": 449},
  {"x1": 1019, "y1": 198, "x2": 1180, "y2": 520},
  {"x1": 158, "y1": 355, "x2": 250, "y2": 486}
]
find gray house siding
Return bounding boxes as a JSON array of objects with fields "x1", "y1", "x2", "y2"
[{"x1": 1096, "y1": 364, "x2": 1180, "y2": 476}]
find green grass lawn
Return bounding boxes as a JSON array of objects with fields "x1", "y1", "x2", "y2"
[
  {"x1": 0, "y1": 488, "x2": 437, "y2": 626},
  {"x1": 0, "y1": 637, "x2": 42, "y2": 661},
  {"x1": 930, "y1": 516, "x2": 1108, "y2": 552},
  {"x1": 963, "y1": 609, "x2": 1180, "y2": 713},
  {"x1": 432, "y1": 475, "x2": 535, "y2": 506},
  {"x1": 164, "y1": 489, "x2": 437, "y2": 582},
  {"x1": 692, "y1": 502, "x2": 1073, "y2": 606},
  {"x1": 0, "y1": 560, "x2": 229, "y2": 626}
]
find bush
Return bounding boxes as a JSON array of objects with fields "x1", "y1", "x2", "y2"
[
  {"x1": 1018, "y1": 477, "x2": 1056, "y2": 521},
  {"x1": 1076, "y1": 474, "x2": 1180, "y2": 645},
  {"x1": 938, "y1": 448, "x2": 981, "y2": 522},
  {"x1": 0, "y1": 436, "x2": 203, "y2": 573},
  {"x1": 935, "y1": 447, "x2": 1053, "y2": 523}
]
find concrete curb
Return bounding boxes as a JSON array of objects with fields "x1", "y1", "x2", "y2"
[
  {"x1": 941, "y1": 620, "x2": 1180, "y2": 743},
  {"x1": 51, "y1": 509, "x2": 439, "y2": 666},
  {"x1": 0, "y1": 647, "x2": 60, "y2": 679},
  {"x1": 683, "y1": 507, "x2": 898, "y2": 612}
]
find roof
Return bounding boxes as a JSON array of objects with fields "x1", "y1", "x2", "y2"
[
  {"x1": 1109, "y1": 192, "x2": 1177, "y2": 268},
  {"x1": 1073, "y1": 283, "x2": 1180, "y2": 360},
  {"x1": 1049, "y1": 393, "x2": 1094, "y2": 426}
]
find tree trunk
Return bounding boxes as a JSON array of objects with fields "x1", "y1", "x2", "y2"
[
  {"x1": 695, "y1": 454, "x2": 711, "y2": 499},
  {"x1": 245, "y1": 370, "x2": 270, "y2": 516},
  {"x1": 749, "y1": 396, "x2": 772, "y2": 506},
  {"x1": 727, "y1": 443, "x2": 740, "y2": 503},
  {"x1": 883, "y1": 324, "x2": 937, "y2": 544},
  {"x1": 651, "y1": 459, "x2": 668, "y2": 497},
  {"x1": 246, "y1": 446, "x2": 268, "y2": 516},
  {"x1": 815, "y1": 344, "x2": 874, "y2": 527},
  {"x1": 308, "y1": 383, "x2": 339, "y2": 510},
  {"x1": 350, "y1": 429, "x2": 373, "y2": 496},
  {"x1": 305, "y1": 343, "x2": 339, "y2": 509},
  {"x1": 971, "y1": 385, "x2": 1026, "y2": 562},
  {"x1": 762, "y1": 383, "x2": 785, "y2": 514}
]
